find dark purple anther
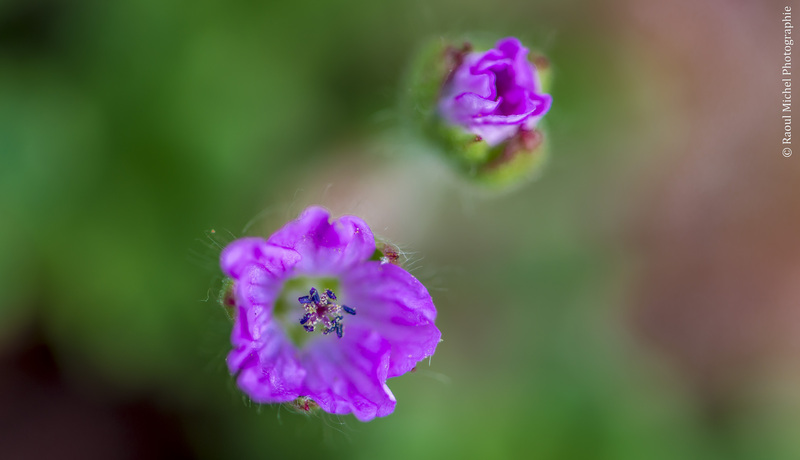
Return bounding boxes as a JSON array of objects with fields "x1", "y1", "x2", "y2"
[{"x1": 297, "y1": 286, "x2": 352, "y2": 340}]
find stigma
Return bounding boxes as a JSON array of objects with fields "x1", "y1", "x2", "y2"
[{"x1": 297, "y1": 288, "x2": 356, "y2": 338}]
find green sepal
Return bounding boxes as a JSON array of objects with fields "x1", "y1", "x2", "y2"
[{"x1": 218, "y1": 277, "x2": 237, "y2": 321}]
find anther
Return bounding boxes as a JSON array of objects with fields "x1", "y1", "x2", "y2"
[
  {"x1": 310, "y1": 288, "x2": 321, "y2": 303},
  {"x1": 297, "y1": 287, "x2": 354, "y2": 339}
]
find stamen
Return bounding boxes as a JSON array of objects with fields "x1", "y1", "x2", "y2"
[{"x1": 297, "y1": 287, "x2": 353, "y2": 339}]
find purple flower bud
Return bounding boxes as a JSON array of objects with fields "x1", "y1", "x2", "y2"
[
  {"x1": 439, "y1": 37, "x2": 552, "y2": 146},
  {"x1": 404, "y1": 36, "x2": 553, "y2": 188},
  {"x1": 219, "y1": 206, "x2": 441, "y2": 422}
]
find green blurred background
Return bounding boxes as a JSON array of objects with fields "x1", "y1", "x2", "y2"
[{"x1": 2, "y1": 0, "x2": 797, "y2": 458}]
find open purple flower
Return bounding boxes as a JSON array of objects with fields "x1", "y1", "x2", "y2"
[
  {"x1": 219, "y1": 206, "x2": 440, "y2": 421},
  {"x1": 438, "y1": 37, "x2": 552, "y2": 146}
]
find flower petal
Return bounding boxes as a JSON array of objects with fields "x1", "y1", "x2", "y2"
[
  {"x1": 528, "y1": 92, "x2": 553, "y2": 118},
  {"x1": 342, "y1": 262, "x2": 441, "y2": 378},
  {"x1": 495, "y1": 36, "x2": 524, "y2": 57},
  {"x1": 468, "y1": 124, "x2": 520, "y2": 147},
  {"x1": 229, "y1": 315, "x2": 306, "y2": 403},
  {"x1": 474, "y1": 109, "x2": 535, "y2": 126},
  {"x1": 233, "y1": 264, "x2": 283, "y2": 324},
  {"x1": 220, "y1": 237, "x2": 300, "y2": 280},
  {"x1": 267, "y1": 206, "x2": 375, "y2": 275},
  {"x1": 300, "y1": 329, "x2": 395, "y2": 421},
  {"x1": 448, "y1": 92, "x2": 501, "y2": 122},
  {"x1": 449, "y1": 53, "x2": 496, "y2": 100}
]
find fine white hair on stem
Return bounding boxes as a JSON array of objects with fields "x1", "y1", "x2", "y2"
[{"x1": 416, "y1": 369, "x2": 452, "y2": 385}]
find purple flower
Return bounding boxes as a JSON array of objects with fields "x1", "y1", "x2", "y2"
[
  {"x1": 219, "y1": 206, "x2": 441, "y2": 421},
  {"x1": 438, "y1": 37, "x2": 552, "y2": 146}
]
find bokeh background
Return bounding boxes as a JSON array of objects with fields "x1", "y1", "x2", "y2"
[{"x1": 1, "y1": 0, "x2": 797, "y2": 458}]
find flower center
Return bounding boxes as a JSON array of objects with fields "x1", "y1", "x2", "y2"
[{"x1": 297, "y1": 287, "x2": 356, "y2": 339}]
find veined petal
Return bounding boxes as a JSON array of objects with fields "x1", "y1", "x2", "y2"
[
  {"x1": 234, "y1": 264, "x2": 283, "y2": 319},
  {"x1": 342, "y1": 262, "x2": 441, "y2": 378},
  {"x1": 229, "y1": 316, "x2": 306, "y2": 403},
  {"x1": 301, "y1": 329, "x2": 395, "y2": 422},
  {"x1": 449, "y1": 92, "x2": 501, "y2": 121},
  {"x1": 220, "y1": 237, "x2": 300, "y2": 280},
  {"x1": 448, "y1": 54, "x2": 496, "y2": 100},
  {"x1": 267, "y1": 206, "x2": 375, "y2": 275}
]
